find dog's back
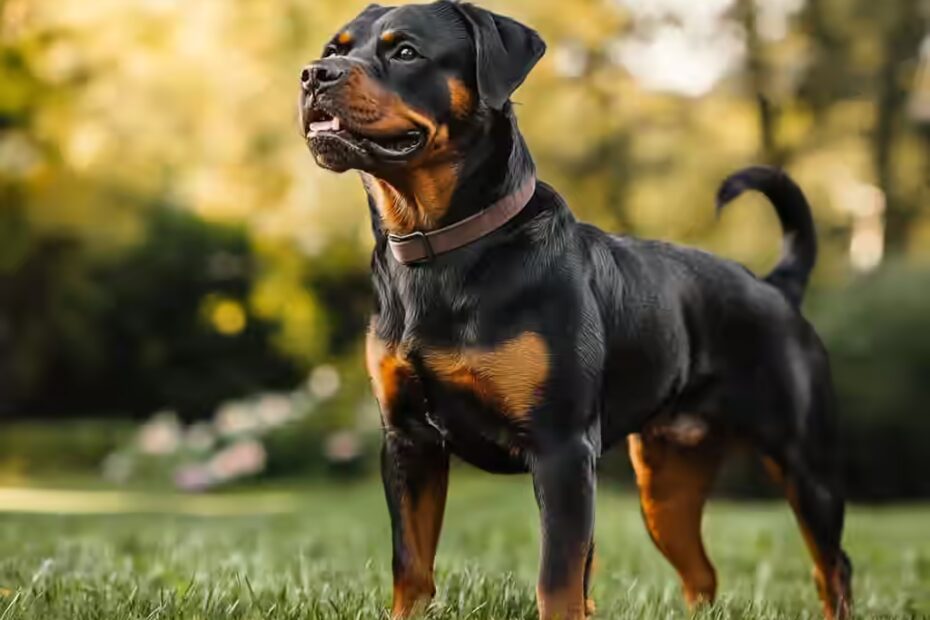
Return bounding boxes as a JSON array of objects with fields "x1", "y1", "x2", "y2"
[{"x1": 578, "y1": 168, "x2": 829, "y2": 441}]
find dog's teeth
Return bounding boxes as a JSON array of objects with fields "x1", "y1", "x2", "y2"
[{"x1": 309, "y1": 118, "x2": 339, "y2": 133}]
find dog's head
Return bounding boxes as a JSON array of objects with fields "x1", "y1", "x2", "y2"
[{"x1": 299, "y1": 1, "x2": 545, "y2": 174}]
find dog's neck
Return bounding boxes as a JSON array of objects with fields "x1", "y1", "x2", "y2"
[{"x1": 363, "y1": 106, "x2": 535, "y2": 239}]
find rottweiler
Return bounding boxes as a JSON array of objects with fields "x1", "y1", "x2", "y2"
[{"x1": 298, "y1": 2, "x2": 853, "y2": 619}]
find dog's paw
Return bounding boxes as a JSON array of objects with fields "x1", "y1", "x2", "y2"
[{"x1": 585, "y1": 598, "x2": 596, "y2": 616}]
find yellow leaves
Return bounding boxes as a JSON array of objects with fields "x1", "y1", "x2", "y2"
[
  {"x1": 3, "y1": 0, "x2": 924, "y2": 316},
  {"x1": 250, "y1": 241, "x2": 329, "y2": 364},
  {"x1": 186, "y1": 168, "x2": 257, "y2": 222},
  {"x1": 201, "y1": 295, "x2": 247, "y2": 336},
  {"x1": 693, "y1": 98, "x2": 760, "y2": 157},
  {"x1": 64, "y1": 122, "x2": 108, "y2": 171},
  {"x1": 510, "y1": 0, "x2": 626, "y2": 48},
  {"x1": 251, "y1": 278, "x2": 327, "y2": 363},
  {"x1": 1, "y1": 0, "x2": 32, "y2": 39},
  {"x1": 908, "y1": 219, "x2": 930, "y2": 259}
]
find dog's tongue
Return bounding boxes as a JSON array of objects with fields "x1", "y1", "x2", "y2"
[{"x1": 308, "y1": 117, "x2": 341, "y2": 134}]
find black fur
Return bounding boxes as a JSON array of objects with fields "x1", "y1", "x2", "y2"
[
  {"x1": 300, "y1": 3, "x2": 852, "y2": 618},
  {"x1": 717, "y1": 166, "x2": 818, "y2": 306}
]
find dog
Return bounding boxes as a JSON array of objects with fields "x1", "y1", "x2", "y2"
[{"x1": 298, "y1": 2, "x2": 853, "y2": 619}]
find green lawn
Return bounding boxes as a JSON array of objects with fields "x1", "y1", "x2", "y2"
[{"x1": 0, "y1": 475, "x2": 927, "y2": 619}]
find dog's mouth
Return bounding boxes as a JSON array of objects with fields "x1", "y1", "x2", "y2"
[{"x1": 304, "y1": 105, "x2": 427, "y2": 168}]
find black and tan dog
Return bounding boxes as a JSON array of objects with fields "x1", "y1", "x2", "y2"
[{"x1": 298, "y1": 2, "x2": 852, "y2": 618}]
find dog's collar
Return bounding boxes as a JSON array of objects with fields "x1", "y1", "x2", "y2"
[{"x1": 387, "y1": 175, "x2": 537, "y2": 265}]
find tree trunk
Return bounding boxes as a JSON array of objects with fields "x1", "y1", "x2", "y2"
[
  {"x1": 873, "y1": 0, "x2": 925, "y2": 254},
  {"x1": 740, "y1": 0, "x2": 784, "y2": 166}
]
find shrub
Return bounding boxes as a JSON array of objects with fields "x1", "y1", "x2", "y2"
[
  {"x1": 0, "y1": 420, "x2": 132, "y2": 480},
  {"x1": 810, "y1": 262, "x2": 930, "y2": 500},
  {"x1": 3, "y1": 207, "x2": 305, "y2": 421}
]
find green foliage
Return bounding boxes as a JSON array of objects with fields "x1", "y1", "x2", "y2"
[
  {"x1": 2, "y1": 207, "x2": 306, "y2": 421},
  {"x1": 87, "y1": 208, "x2": 303, "y2": 420},
  {"x1": 0, "y1": 477, "x2": 926, "y2": 618},
  {"x1": 810, "y1": 263, "x2": 930, "y2": 500},
  {"x1": 0, "y1": 205, "x2": 90, "y2": 411},
  {"x1": 0, "y1": 419, "x2": 131, "y2": 480},
  {"x1": 262, "y1": 422, "x2": 378, "y2": 479}
]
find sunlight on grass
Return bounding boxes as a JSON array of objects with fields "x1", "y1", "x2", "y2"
[
  {"x1": 0, "y1": 476, "x2": 927, "y2": 619},
  {"x1": 0, "y1": 487, "x2": 300, "y2": 516}
]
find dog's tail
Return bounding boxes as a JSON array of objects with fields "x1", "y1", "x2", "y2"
[{"x1": 716, "y1": 166, "x2": 817, "y2": 307}]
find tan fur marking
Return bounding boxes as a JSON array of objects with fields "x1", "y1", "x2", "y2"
[
  {"x1": 364, "y1": 178, "x2": 417, "y2": 240},
  {"x1": 337, "y1": 68, "x2": 462, "y2": 234},
  {"x1": 537, "y1": 556, "x2": 588, "y2": 620},
  {"x1": 365, "y1": 330, "x2": 388, "y2": 404},
  {"x1": 337, "y1": 31, "x2": 353, "y2": 45},
  {"x1": 423, "y1": 332, "x2": 548, "y2": 418},
  {"x1": 392, "y1": 475, "x2": 448, "y2": 618},
  {"x1": 762, "y1": 458, "x2": 851, "y2": 620},
  {"x1": 341, "y1": 68, "x2": 436, "y2": 141},
  {"x1": 628, "y1": 433, "x2": 723, "y2": 608},
  {"x1": 381, "y1": 30, "x2": 396, "y2": 44},
  {"x1": 363, "y1": 157, "x2": 459, "y2": 233},
  {"x1": 447, "y1": 77, "x2": 474, "y2": 120},
  {"x1": 411, "y1": 161, "x2": 457, "y2": 220},
  {"x1": 365, "y1": 329, "x2": 412, "y2": 424}
]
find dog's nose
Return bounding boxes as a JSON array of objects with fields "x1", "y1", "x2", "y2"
[{"x1": 301, "y1": 62, "x2": 347, "y2": 93}]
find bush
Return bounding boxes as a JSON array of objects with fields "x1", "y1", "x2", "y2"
[
  {"x1": 810, "y1": 262, "x2": 930, "y2": 500},
  {"x1": 3, "y1": 207, "x2": 306, "y2": 421},
  {"x1": 0, "y1": 420, "x2": 132, "y2": 480}
]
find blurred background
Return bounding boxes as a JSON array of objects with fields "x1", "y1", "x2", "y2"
[{"x1": 1, "y1": 0, "x2": 929, "y2": 501}]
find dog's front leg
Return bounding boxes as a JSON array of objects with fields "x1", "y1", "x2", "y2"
[
  {"x1": 381, "y1": 431, "x2": 450, "y2": 618},
  {"x1": 532, "y1": 435, "x2": 597, "y2": 620}
]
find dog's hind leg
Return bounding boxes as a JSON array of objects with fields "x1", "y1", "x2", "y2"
[
  {"x1": 761, "y1": 423, "x2": 852, "y2": 619},
  {"x1": 762, "y1": 450, "x2": 851, "y2": 620},
  {"x1": 627, "y1": 424, "x2": 725, "y2": 608},
  {"x1": 756, "y1": 348, "x2": 852, "y2": 620}
]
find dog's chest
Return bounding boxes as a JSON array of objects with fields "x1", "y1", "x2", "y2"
[{"x1": 365, "y1": 329, "x2": 550, "y2": 439}]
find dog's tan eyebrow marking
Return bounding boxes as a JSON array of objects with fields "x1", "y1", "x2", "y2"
[
  {"x1": 380, "y1": 30, "x2": 398, "y2": 44},
  {"x1": 337, "y1": 31, "x2": 353, "y2": 45},
  {"x1": 447, "y1": 78, "x2": 474, "y2": 120}
]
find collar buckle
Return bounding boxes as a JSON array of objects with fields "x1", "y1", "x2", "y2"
[{"x1": 389, "y1": 230, "x2": 435, "y2": 263}]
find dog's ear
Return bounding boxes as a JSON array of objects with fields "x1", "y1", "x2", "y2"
[
  {"x1": 345, "y1": 4, "x2": 391, "y2": 31},
  {"x1": 359, "y1": 3, "x2": 391, "y2": 20},
  {"x1": 451, "y1": 2, "x2": 546, "y2": 110}
]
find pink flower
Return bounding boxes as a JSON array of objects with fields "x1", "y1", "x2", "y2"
[
  {"x1": 174, "y1": 465, "x2": 215, "y2": 492},
  {"x1": 137, "y1": 411, "x2": 181, "y2": 455},
  {"x1": 325, "y1": 431, "x2": 361, "y2": 463},
  {"x1": 254, "y1": 394, "x2": 294, "y2": 428},
  {"x1": 207, "y1": 440, "x2": 267, "y2": 481}
]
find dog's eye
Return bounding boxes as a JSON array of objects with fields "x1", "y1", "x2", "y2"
[
  {"x1": 393, "y1": 44, "x2": 421, "y2": 62},
  {"x1": 323, "y1": 45, "x2": 340, "y2": 58}
]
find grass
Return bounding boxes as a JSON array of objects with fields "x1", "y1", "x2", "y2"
[{"x1": 0, "y1": 474, "x2": 927, "y2": 619}]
